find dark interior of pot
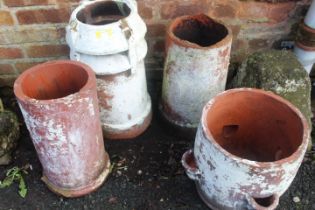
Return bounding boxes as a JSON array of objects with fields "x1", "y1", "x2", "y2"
[
  {"x1": 172, "y1": 14, "x2": 228, "y2": 47},
  {"x1": 77, "y1": 1, "x2": 131, "y2": 25},
  {"x1": 206, "y1": 90, "x2": 304, "y2": 162},
  {"x1": 21, "y1": 63, "x2": 88, "y2": 100},
  {"x1": 253, "y1": 195, "x2": 276, "y2": 208}
]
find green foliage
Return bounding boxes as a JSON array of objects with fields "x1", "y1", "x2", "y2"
[{"x1": 0, "y1": 165, "x2": 29, "y2": 198}]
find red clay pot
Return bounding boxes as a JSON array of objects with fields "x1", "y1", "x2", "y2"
[
  {"x1": 14, "y1": 60, "x2": 110, "y2": 197},
  {"x1": 182, "y1": 88, "x2": 310, "y2": 210},
  {"x1": 160, "y1": 14, "x2": 232, "y2": 129}
]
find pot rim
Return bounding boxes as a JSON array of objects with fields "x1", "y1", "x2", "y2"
[
  {"x1": 71, "y1": 0, "x2": 135, "y2": 29},
  {"x1": 14, "y1": 60, "x2": 96, "y2": 105},
  {"x1": 300, "y1": 21, "x2": 315, "y2": 34},
  {"x1": 295, "y1": 41, "x2": 315, "y2": 51},
  {"x1": 167, "y1": 14, "x2": 233, "y2": 50},
  {"x1": 201, "y1": 88, "x2": 310, "y2": 168}
]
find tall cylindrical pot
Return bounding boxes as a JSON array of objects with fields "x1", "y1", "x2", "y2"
[
  {"x1": 14, "y1": 61, "x2": 111, "y2": 197},
  {"x1": 66, "y1": 0, "x2": 152, "y2": 139},
  {"x1": 182, "y1": 88, "x2": 310, "y2": 210},
  {"x1": 160, "y1": 14, "x2": 232, "y2": 129}
]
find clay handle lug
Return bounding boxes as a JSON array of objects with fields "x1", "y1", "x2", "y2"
[
  {"x1": 181, "y1": 149, "x2": 201, "y2": 181},
  {"x1": 246, "y1": 194, "x2": 280, "y2": 210},
  {"x1": 120, "y1": 19, "x2": 137, "y2": 74}
]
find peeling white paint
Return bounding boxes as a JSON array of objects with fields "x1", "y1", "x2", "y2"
[
  {"x1": 161, "y1": 38, "x2": 231, "y2": 128},
  {"x1": 17, "y1": 90, "x2": 108, "y2": 190},
  {"x1": 97, "y1": 61, "x2": 151, "y2": 131}
]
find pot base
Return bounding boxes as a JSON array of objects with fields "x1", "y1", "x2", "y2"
[
  {"x1": 102, "y1": 108, "x2": 152, "y2": 140},
  {"x1": 158, "y1": 105, "x2": 197, "y2": 140},
  {"x1": 42, "y1": 155, "x2": 111, "y2": 198},
  {"x1": 196, "y1": 183, "x2": 222, "y2": 210}
]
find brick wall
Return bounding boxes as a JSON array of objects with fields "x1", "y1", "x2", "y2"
[{"x1": 0, "y1": 0, "x2": 312, "y2": 86}]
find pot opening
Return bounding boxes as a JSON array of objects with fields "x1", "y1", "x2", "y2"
[
  {"x1": 21, "y1": 63, "x2": 89, "y2": 100},
  {"x1": 77, "y1": 1, "x2": 131, "y2": 25},
  {"x1": 253, "y1": 195, "x2": 275, "y2": 207},
  {"x1": 172, "y1": 14, "x2": 228, "y2": 47},
  {"x1": 206, "y1": 91, "x2": 304, "y2": 162},
  {"x1": 183, "y1": 150, "x2": 198, "y2": 171}
]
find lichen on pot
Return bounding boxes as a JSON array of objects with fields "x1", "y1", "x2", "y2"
[
  {"x1": 230, "y1": 49, "x2": 312, "y2": 148},
  {"x1": 0, "y1": 98, "x2": 20, "y2": 165}
]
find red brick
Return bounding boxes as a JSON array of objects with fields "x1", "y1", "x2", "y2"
[
  {"x1": 0, "y1": 11, "x2": 14, "y2": 26},
  {"x1": 147, "y1": 23, "x2": 167, "y2": 38},
  {"x1": 0, "y1": 27, "x2": 65, "y2": 45},
  {"x1": 0, "y1": 64, "x2": 16, "y2": 75},
  {"x1": 26, "y1": 44, "x2": 69, "y2": 58},
  {"x1": 16, "y1": 8, "x2": 70, "y2": 24},
  {"x1": 229, "y1": 25, "x2": 241, "y2": 37},
  {"x1": 231, "y1": 39, "x2": 248, "y2": 52},
  {"x1": 0, "y1": 47, "x2": 23, "y2": 59},
  {"x1": 238, "y1": 1, "x2": 296, "y2": 23},
  {"x1": 160, "y1": 0, "x2": 209, "y2": 19},
  {"x1": 3, "y1": 0, "x2": 52, "y2": 7},
  {"x1": 212, "y1": 4, "x2": 236, "y2": 18},
  {"x1": 138, "y1": 3, "x2": 153, "y2": 19},
  {"x1": 15, "y1": 61, "x2": 43, "y2": 73}
]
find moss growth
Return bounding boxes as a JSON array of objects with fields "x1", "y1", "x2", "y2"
[
  {"x1": 231, "y1": 50, "x2": 312, "y2": 148},
  {"x1": 0, "y1": 99, "x2": 20, "y2": 165}
]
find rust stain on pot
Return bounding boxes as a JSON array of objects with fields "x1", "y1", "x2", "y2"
[
  {"x1": 97, "y1": 90, "x2": 113, "y2": 110},
  {"x1": 219, "y1": 47, "x2": 229, "y2": 57},
  {"x1": 14, "y1": 60, "x2": 111, "y2": 197},
  {"x1": 182, "y1": 88, "x2": 310, "y2": 210}
]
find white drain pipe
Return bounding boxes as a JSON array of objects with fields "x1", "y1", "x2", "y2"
[{"x1": 294, "y1": 0, "x2": 315, "y2": 74}]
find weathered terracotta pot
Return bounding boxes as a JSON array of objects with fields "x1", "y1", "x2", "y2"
[
  {"x1": 182, "y1": 88, "x2": 310, "y2": 210},
  {"x1": 160, "y1": 14, "x2": 232, "y2": 129},
  {"x1": 67, "y1": 0, "x2": 152, "y2": 139},
  {"x1": 14, "y1": 60, "x2": 111, "y2": 197}
]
